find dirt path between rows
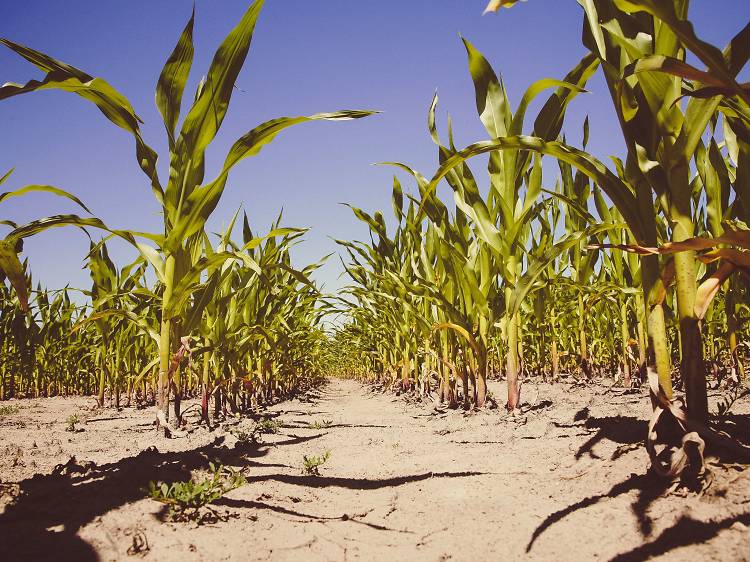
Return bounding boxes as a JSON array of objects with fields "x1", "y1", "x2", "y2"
[{"x1": 1, "y1": 378, "x2": 748, "y2": 561}]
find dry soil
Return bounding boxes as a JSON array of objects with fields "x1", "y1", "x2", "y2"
[{"x1": 0, "y1": 378, "x2": 749, "y2": 561}]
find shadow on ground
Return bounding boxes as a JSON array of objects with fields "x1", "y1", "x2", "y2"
[
  {"x1": 610, "y1": 512, "x2": 750, "y2": 561},
  {"x1": 0, "y1": 436, "x2": 267, "y2": 561},
  {"x1": 575, "y1": 415, "x2": 647, "y2": 460},
  {"x1": 526, "y1": 468, "x2": 750, "y2": 561},
  {"x1": 529, "y1": 411, "x2": 750, "y2": 560},
  {"x1": 0, "y1": 432, "x2": 485, "y2": 561}
]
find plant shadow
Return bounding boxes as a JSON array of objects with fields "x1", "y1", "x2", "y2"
[
  {"x1": 0, "y1": 431, "x2": 485, "y2": 561},
  {"x1": 575, "y1": 415, "x2": 648, "y2": 460},
  {"x1": 609, "y1": 511, "x2": 750, "y2": 561},
  {"x1": 529, "y1": 412, "x2": 750, "y2": 559},
  {"x1": 0, "y1": 436, "x2": 271, "y2": 561}
]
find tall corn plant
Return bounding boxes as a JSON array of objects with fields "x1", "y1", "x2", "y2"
[
  {"x1": 338, "y1": 40, "x2": 602, "y2": 408},
  {"x1": 0, "y1": 0, "x2": 374, "y2": 429},
  {"x1": 195, "y1": 211, "x2": 324, "y2": 420},
  {"x1": 442, "y1": 0, "x2": 750, "y2": 423},
  {"x1": 413, "y1": 39, "x2": 597, "y2": 408}
]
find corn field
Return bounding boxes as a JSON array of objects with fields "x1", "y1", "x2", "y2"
[
  {"x1": 1, "y1": 1, "x2": 750, "y2": 559},
  {"x1": 0, "y1": 0, "x2": 372, "y2": 432},
  {"x1": 333, "y1": 0, "x2": 750, "y2": 459}
]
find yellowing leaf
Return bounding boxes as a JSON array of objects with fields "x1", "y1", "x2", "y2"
[{"x1": 483, "y1": 0, "x2": 526, "y2": 14}]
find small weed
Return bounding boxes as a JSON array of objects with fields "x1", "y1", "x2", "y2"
[
  {"x1": 255, "y1": 418, "x2": 282, "y2": 434},
  {"x1": 65, "y1": 414, "x2": 82, "y2": 432},
  {"x1": 716, "y1": 382, "x2": 745, "y2": 418},
  {"x1": 0, "y1": 405, "x2": 19, "y2": 417},
  {"x1": 302, "y1": 450, "x2": 331, "y2": 475},
  {"x1": 147, "y1": 462, "x2": 245, "y2": 522},
  {"x1": 227, "y1": 426, "x2": 256, "y2": 443},
  {"x1": 310, "y1": 419, "x2": 333, "y2": 429},
  {"x1": 715, "y1": 384, "x2": 750, "y2": 425}
]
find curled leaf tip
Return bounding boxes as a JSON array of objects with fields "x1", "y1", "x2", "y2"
[{"x1": 483, "y1": 0, "x2": 523, "y2": 14}]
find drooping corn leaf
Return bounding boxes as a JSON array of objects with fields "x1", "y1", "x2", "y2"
[{"x1": 0, "y1": 39, "x2": 164, "y2": 204}]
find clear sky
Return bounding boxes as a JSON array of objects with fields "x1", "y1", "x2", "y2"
[{"x1": 1, "y1": 0, "x2": 749, "y2": 297}]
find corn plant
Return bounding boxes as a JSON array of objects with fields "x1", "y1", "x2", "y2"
[
  {"x1": 338, "y1": 37, "x2": 602, "y2": 409},
  {"x1": 434, "y1": 0, "x2": 750, "y2": 424},
  {"x1": 0, "y1": 0, "x2": 373, "y2": 429}
]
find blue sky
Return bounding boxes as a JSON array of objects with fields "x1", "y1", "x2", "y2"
[{"x1": 1, "y1": 0, "x2": 749, "y2": 296}]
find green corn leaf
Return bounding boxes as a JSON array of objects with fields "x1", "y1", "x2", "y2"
[
  {"x1": 461, "y1": 36, "x2": 509, "y2": 139},
  {"x1": 0, "y1": 169, "x2": 13, "y2": 186},
  {"x1": 8, "y1": 214, "x2": 109, "y2": 240},
  {"x1": 391, "y1": 176, "x2": 404, "y2": 222},
  {"x1": 508, "y1": 222, "x2": 625, "y2": 318},
  {"x1": 182, "y1": 271, "x2": 222, "y2": 335},
  {"x1": 156, "y1": 7, "x2": 195, "y2": 146},
  {"x1": 428, "y1": 135, "x2": 647, "y2": 243},
  {"x1": 613, "y1": 0, "x2": 748, "y2": 102},
  {"x1": 625, "y1": 54, "x2": 729, "y2": 88},
  {"x1": 176, "y1": 0, "x2": 265, "y2": 167},
  {"x1": 681, "y1": 22, "x2": 750, "y2": 160},
  {"x1": 533, "y1": 53, "x2": 599, "y2": 141},
  {"x1": 166, "y1": 111, "x2": 374, "y2": 250},
  {"x1": 0, "y1": 38, "x2": 164, "y2": 204},
  {"x1": 222, "y1": 111, "x2": 376, "y2": 172},
  {"x1": 73, "y1": 309, "x2": 159, "y2": 344},
  {"x1": 0, "y1": 184, "x2": 92, "y2": 213},
  {"x1": 510, "y1": 78, "x2": 586, "y2": 137}
]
